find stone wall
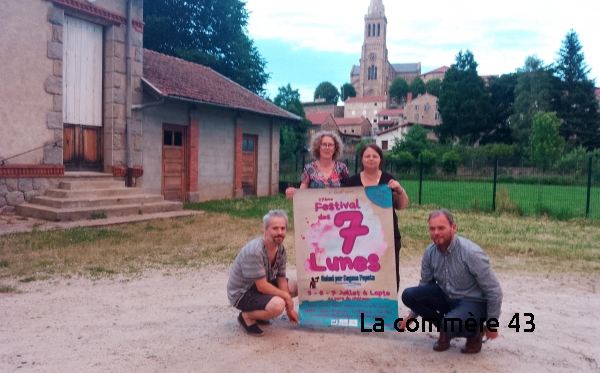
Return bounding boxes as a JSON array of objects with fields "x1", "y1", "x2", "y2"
[{"x1": 0, "y1": 177, "x2": 60, "y2": 212}]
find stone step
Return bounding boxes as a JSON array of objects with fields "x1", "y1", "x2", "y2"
[
  {"x1": 30, "y1": 194, "x2": 166, "y2": 209},
  {"x1": 59, "y1": 180, "x2": 125, "y2": 190},
  {"x1": 45, "y1": 187, "x2": 145, "y2": 198},
  {"x1": 16, "y1": 201, "x2": 183, "y2": 222},
  {"x1": 62, "y1": 172, "x2": 119, "y2": 182}
]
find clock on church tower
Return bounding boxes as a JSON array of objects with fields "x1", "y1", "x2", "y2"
[{"x1": 369, "y1": 53, "x2": 376, "y2": 61}]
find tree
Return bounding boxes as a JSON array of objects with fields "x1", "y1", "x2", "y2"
[
  {"x1": 425, "y1": 78, "x2": 441, "y2": 97},
  {"x1": 389, "y1": 77, "x2": 410, "y2": 105},
  {"x1": 409, "y1": 77, "x2": 426, "y2": 97},
  {"x1": 554, "y1": 30, "x2": 600, "y2": 150},
  {"x1": 355, "y1": 139, "x2": 374, "y2": 155},
  {"x1": 340, "y1": 83, "x2": 357, "y2": 102},
  {"x1": 144, "y1": 0, "x2": 269, "y2": 95},
  {"x1": 529, "y1": 112, "x2": 565, "y2": 170},
  {"x1": 393, "y1": 124, "x2": 430, "y2": 158},
  {"x1": 483, "y1": 73, "x2": 518, "y2": 145},
  {"x1": 510, "y1": 55, "x2": 561, "y2": 152},
  {"x1": 442, "y1": 151, "x2": 461, "y2": 174},
  {"x1": 436, "y1": 50, "x2": 493, "y2": 144},
  {"x1": 273, "y1": 84, "x2": 310, "y2": 156},
  {"x1": 314, "y1": 82, "x2": 339, "y2": 104}
]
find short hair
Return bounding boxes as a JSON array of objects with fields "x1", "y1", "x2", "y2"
[
  {"x1": 309, "y1": 131, "x2": 344, "y2": 160},
  {"x1": 359, "y1": 143, "x2": 385, "y2": 170},
  {"x1": 428, "y1": 209, "x2": 455, "y2": 225},
  {"x1": 263, "y1": 209, "x2": 289, "y2": 229}
]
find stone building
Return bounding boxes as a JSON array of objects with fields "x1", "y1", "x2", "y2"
[
  {"x1": 350, "y1": 0, "x2": 421, "y2": 99},
  {"x1": 306, "y1": 113, "x2": 339, "y2": 138},
  {"x1": 0, "y1": 0, "x2": 298, "y2": 217},
  {"x1": 375, "y1": 108, "x2": 405, "y2": 132},
  {"x1": 335, "y1": 117, "x2": 372, "y2": 138},
  {"x1": 403, "y1": 93, "x2": 441, "y2": 127},
  {"x1": 422, "y1": 66, "x2": 449, "y2": 82},
  {"x1": 343, "y1": 96, "x2": 387, "y2": 132},
  {"x1": 303, "y1": 101, "x2": 344, "y2": 118}
]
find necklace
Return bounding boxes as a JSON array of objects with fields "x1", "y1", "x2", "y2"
[{"x1": 361, "y1": 171, "x2": 381, "y2": 185}]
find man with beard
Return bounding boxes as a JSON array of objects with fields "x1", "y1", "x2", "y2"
[
  {"x1": 399, "y1": 209, "x2": 503, "y2": 353},
  {"x1": 227, "y1": 210, "x2": 298, "y2": 336}
]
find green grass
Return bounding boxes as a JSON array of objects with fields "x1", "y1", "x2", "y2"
[
  {"x1": 396, "y1": 180, "x2": 600, "y2": 220},
  {"x1": 186, "y1": 194, "x2": 293, "y2": 220},
  {"x1": 1, "y1": 196, "x2": 599, "y2": 280}
]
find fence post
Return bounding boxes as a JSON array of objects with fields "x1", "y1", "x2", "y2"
[
  {"x1": 418, "y1": 153, "x2": 423, "y2": 205},
  {"x1": 355, "y1": 153, "x2": 359, "y2": 175},
  {"x1": 492, "y1": 156, "x2": 498, "y2": 212},
  {"x1": 586, "y1": 156, "x2": 592, "y2": 218}
]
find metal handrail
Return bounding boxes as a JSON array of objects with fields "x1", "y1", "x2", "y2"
[{"x1": 0, "y1": 140, "x2": 62, "y2": 165}]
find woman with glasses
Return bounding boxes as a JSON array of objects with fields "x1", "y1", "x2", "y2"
[
  {"x1": 285, "y1": 131, "x2": 348, "y2": 200},
  {"x1": 342, "y1": 143, "x2": 408, "y2": 290}
]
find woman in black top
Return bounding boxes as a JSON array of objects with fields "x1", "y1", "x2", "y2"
[{"x1": 342, "y1": 143, "x2": 408, "y2": 290}]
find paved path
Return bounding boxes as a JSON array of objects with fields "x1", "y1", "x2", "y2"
[{"x1": 0, "y1": 210, "x2": 204, "y2": 235}]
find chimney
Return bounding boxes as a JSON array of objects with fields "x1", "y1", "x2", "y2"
[{"x1": 407, "y1": 92, "x2": 412, "y2": 103}]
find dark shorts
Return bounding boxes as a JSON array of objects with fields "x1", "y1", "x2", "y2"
[{"x1": 235, "y1": 278, "x2": 280, "y2": 312}]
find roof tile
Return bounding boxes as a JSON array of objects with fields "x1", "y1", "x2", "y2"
[{"x1": 142, "y1": 49, "x2": 300, "y2": 121}]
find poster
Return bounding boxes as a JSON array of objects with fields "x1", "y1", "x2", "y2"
[{"x1": 293, "y1": 185, "x2": 398, "y2": 329}]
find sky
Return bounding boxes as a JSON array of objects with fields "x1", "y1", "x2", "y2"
[{"x1": 243, "y1": 0, "x2": 600, "y2": 103}]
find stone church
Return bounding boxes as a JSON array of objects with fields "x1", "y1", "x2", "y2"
[{"x1": 350, "y1": 0, "x2": 421, "y2": 98}]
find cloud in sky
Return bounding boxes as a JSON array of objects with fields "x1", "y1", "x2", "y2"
[{"x1": 245, "y1": 0, "x2": 600, "y2": 101}]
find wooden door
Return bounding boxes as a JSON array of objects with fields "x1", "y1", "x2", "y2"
[
  {"x1": 63, "y1": 124, "x2": 102, "y2": 170},
  {"x1": 62, "y1": 16, "x2": 103, "y2": 171},
  {"x1": 162, "y1": 125, "x2": 186, "y2": 201},
  {"x1": 242, "y1": 135, "x2": 257, "y2": 196}
]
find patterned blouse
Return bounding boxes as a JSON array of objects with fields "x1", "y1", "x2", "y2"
[{"x1": 300, "y1": 161, "x2": 349, "y2": 188}]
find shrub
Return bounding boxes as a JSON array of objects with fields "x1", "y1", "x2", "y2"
[
  {"x1": 419, "y1": 150, "x2": 436, "y2": 174},
  {"x1": 441, "y1": 150, "x2": 460, "y2": 174},
  {"x1": 393, "y1": 151, "x2": 415, "y2": 173}
]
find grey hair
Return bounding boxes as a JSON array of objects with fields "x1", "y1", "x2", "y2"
[
  {"x1": 428, "y1": 209, "x2": 455, "y2": 225},
  {"x1": 309, "y1": 130, "x2": 344, "y2": 160},
  {"x1": 263, "y1": 209, "x2": 289, "y2": 228}
]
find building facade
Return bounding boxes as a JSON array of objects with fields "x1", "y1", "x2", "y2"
[
  {"x1": 0, "y1": 0, "x2": 297, "y2": 211},
  {"x1": 350, "y1": 0, "x2": 421, "y2": 99},
  {"x1": 403, "y1": 93, "x2": 441, "y2": 127}
]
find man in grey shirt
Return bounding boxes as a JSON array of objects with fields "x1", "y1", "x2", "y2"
[
  {"x1": 227, "y1": 210, "x2": 298, "y2": 337},
  {"x1": 399, "y1": 209, "x2": 503, "y2": 353}
]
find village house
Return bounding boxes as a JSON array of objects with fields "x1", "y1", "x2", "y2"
[
  {"x1": 305, "y1": 113, "x2": 339, "y2": 138},
  {"x1": 403, "y1": 93, "x2": 441, "y2": 128},
  {"x1": 343, "y1": 96, "x2": 386, "y2": 133},
  {"x1": 375, "y1": 108, "x2": 404, "y2": 132},
  {"x1": 0, "y1": 0, "x2": 298, "y2": 220}
]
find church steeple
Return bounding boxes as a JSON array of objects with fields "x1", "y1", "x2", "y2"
[
  {"x1": 368, "y1": 0, "x2": 385, "y2": 17},
  {"x1": 356, "y1": 0, "x2": 388, "y2": 97}
]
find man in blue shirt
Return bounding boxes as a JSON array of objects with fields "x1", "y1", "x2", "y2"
[{"x1": 399, "y1": 209, "x2": 503, "y2": 353}]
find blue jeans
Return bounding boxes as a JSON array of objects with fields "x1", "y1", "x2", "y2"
[{"x1": 401, "y1": 284, "x2": 487, "y2": 339}]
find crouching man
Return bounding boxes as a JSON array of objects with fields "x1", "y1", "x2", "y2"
[
  {"x1": 227, "y1": 210, "x2": 298, "y2": 336},
  {"x1": 399, "y1": 209, "x2": 503, "y2": 353}
]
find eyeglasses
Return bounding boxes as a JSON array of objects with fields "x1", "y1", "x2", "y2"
[{"x1": 320, "y1": 143, "x2": 335, "y2": 149}]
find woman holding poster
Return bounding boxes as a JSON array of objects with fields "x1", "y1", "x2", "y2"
[
  {"x1": 342, "y1": 143, "x2": 408, "y2": 290},
  {"x1": 285, "y1": 131, "x2": 349, "y2": 200}
]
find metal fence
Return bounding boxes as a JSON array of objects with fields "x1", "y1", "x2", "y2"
[{"x1": 279, "y1": 154, "x2": 600, "y2": 220}]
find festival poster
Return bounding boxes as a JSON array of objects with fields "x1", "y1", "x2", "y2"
[{"x1": 293, "y1": 185, "x2": 398, "y2": 328}]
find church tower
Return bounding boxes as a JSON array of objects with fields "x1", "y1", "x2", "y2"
[{"x1": 356, "y1": 0, "x2": 388, "y2": 97}]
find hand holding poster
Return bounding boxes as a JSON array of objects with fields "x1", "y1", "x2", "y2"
[{"x1": 293, "y1": 185, "x2": 398, "y2": 329}]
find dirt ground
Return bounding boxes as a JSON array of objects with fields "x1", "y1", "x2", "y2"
[{"x1": 1, "y1": 262, "x2": 599, "y2": 373}]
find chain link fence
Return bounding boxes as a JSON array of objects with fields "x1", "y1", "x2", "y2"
[{"x1": 279, "y1": 154, "x2": 600, "y2": 220}]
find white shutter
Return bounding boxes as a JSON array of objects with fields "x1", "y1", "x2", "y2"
[{"x1": 63, "y1": 16, "x2": 103, "y2": 127}]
